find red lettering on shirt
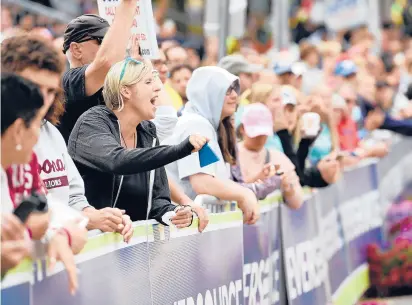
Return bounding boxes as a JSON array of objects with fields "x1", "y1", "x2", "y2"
[
  {"x1": 39, "y1": 158, "x2": 66, "y2": 174},
  {"x1": 6, "y1": 153, "x2": 44, "y2": 207}
]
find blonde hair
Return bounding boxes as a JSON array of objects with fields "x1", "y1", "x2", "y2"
[
  {"x1": 244, "y1": 82, "x2": 281, "y2": 105},
  {"x1": 103, "y1": 59, "x2": 151, "y2": 111}
]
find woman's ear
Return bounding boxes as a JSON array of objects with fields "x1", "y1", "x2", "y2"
[
  {"x1": 9, "y1": 118, "x2": 25, "y2": 150},
  {"x1": 120, "y1": 86, "x2": 131, "y2": 100}
]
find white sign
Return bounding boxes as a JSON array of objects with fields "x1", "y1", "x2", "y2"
[
  {"x1": 97, "y1": 0, "x2": 159, "y2": 59},
  {"x1": 324, "y1": 0, "x2": 368, "y2": 31}
]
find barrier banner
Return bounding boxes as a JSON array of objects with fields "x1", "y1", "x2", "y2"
[
  {"x1": 3, "y1": 137, "x2": 412, "y2": 305},
  {"x1": 33, "y1": 226, "x2": 152, "y2": 305},
  {"x1": 97, "y1": 0, "x2": 159, "y2": 58},
  {"x1": 269, "y1": 200, "x2": 286, "y2": 305},
  {"x1": 339, "y1": 164, "x2": 382, "y2": 274},
  {"x1": 316, "y1": 182, "x2": 350, "y2": 300},
  {"x1": 243, "y1": 199, "x2": 281, "y2": 305},
  {"x1": 150, "y1": 212, "x2": 245, "y2": 305},
  {"x1": 281, "y1": 196, "x2": 329, "y2": 305}
]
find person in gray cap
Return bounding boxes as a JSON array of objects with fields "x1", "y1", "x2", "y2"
[{"x1": 218, "y1": 55, "x2": 263, "y2": 94}]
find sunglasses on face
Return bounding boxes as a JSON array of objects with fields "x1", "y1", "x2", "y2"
[
  {"x1": 77, "y1": 36, "x2": 103, "y2": 45},
  {"x1": 226, "y1": 81, "x2": 240, "y2": 95}
]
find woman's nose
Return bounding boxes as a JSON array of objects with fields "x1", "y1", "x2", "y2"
[{"x1": 153, "y1": 80, "x2": 162, "y2": 92}]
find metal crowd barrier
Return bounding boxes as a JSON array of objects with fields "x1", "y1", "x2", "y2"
[{"x1": 2, "y1": 136, "x2": 412, "y2": 305}]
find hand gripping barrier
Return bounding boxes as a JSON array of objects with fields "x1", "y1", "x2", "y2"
[{"x1": 2, "y1": 137, "x2": 412, "y2": 305}]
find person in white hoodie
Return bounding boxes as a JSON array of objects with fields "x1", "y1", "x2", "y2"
[
  {"x1": 1, "y1": 35, "x2": 134, "y2": 242},
  {"x1": 164, "y1": 66, "x2": 260, "y2": 224}
]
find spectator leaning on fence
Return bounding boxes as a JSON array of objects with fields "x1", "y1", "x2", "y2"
[
  {"x1": 233, "y1": 103, "x2": 304, "y2": 207},
  {"x1": 1, "y1": 35, "x2": 134, "y2": 242},
  {"x1": 164, "y1": 66, "x2": 260, "y2": 225},
  {"x1": 68, "y1": 58, "x2": 208, "y2": 227},
  {"x1": 1, "y1": 74, "x2": 86, "y2": 294},
  {"x1": 127, "y1": 39, "x2": 209, "y2": 232}
]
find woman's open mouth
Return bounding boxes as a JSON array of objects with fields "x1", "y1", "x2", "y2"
[{"x1": 150, "y1": 96, "x2": 158, "y2": 105}]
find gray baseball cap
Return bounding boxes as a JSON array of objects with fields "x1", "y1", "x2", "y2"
[{"x1": 218, "y1": 55, "x2": 263, "y2": 76}]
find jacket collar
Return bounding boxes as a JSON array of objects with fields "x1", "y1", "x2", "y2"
[{"x1": 98, "y1": 105, "x2": 157, "y2": 138}]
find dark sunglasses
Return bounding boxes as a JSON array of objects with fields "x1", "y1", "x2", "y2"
[
  {"x1": 77, "y1": 36, "x2": 103, "y2": 45},
  {"x1": 226, "y1": 80, "x2": 240, "y2": 95}
]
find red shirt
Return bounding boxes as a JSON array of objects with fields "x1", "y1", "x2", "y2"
[
  {"x1": 6, "y1": 153, "x2": 45, "y2": 208},
  {"x1": 337, "y1": 117, "x2": 359, "y2": 151}
]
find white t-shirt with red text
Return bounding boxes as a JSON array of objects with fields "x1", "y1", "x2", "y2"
[{"x1": 34, "y1": 122, "x2": 90, "y2": 211}]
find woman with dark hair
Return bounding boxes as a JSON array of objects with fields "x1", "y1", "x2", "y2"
[
  {"x1": 1, "y1": 35, "x2": 134, "y2": 239},
  {"x1": 164, "y1": 66, "x2": 260, "y2": 224},
  {"x1": 1, "y1": 73, "x2": 84, "y2": 294}
]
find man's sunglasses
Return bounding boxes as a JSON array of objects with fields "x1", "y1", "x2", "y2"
[{"x1": 77, "y1": 36, "x2": 103, "y2": 45}]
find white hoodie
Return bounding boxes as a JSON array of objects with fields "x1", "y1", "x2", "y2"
[
  {"x1": 34, "y1": 122, "x2": 90, "y2": 211},
  {"x1": 163, "y1": 66, "x2": 238, "y2": 200}
]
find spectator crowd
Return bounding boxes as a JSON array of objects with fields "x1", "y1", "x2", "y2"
[{"x1": 2, "y1": 0, "x2": 412, "y2": 297}]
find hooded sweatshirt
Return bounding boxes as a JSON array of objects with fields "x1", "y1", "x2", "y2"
[
  {"x1": 34, "y1": 122, "x2": 90, "y2": 211},
  {"x1": 163, "y1": 66, "x2": 239, "y2": 200}
]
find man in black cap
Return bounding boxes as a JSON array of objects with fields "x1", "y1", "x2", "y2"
[{"x1": 59, "y1": 0, "x2": 137, "y2": 142}]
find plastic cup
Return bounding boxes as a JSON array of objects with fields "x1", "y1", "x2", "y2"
[{"x1": 301, "y1": 112, "x2": 321, "y2": 137}]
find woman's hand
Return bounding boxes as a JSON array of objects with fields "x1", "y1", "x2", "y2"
[
  {"x1": 47, "y1": 233, "x2": 78, "y2": 295},
  {"x1": 83, "y1": 207, "x2": 124, "y2": 232},
  {"x1": 254, "y1": 163, "x2": 276, "y2": 182},
  {"x1": 63, "y1": 219, "x2": 88, "y2": 255},
  {"x1": 189, "y1": 134, "x2": 209, "y2": 153},
  {"x1": 171, "y1": 206, "x2": 193, "y2": 229},
  {"x1": 1, "y1": 214, "x2": 31, "y2": 276},
  {"x1": 279, "y1": 170, "x2": 299, "y2": 195},
  {"x1": 1, "y1": 240, "x2": 31, "y2": 276},
  {"x1": 119, "y1": 214, "x2": 133, "y2": 243},
  {"x1": 237, "y1": 188, "x2": 260, "y2": 225},
  {"x1": 1, "y1": 214, "x2": 26, "y2": 241},
  {"x1": 26, "y1": 210, "x2": 51, "y2": 240},
  {"x1": 186, "y1": 203, "x2": 209, "y2": 233}
]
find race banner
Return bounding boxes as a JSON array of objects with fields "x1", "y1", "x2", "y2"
[
  {"x1": 32, "y1": 225, "x2": 153, "y2": 305},
  {"x1": 149, "y1": 212, "x2": 245, "y2": 305},
  {"x1": 3, "y1": 137, "x2": 412, "y2": 305},
  {"x1": 243, "y1": 198, "x2": 282, "y2": 305},
  {"x1": 280, "y1": 196, "x2": 329, "y2": 305},
  {"x1": 315, "y1": 182, "x2": 350, "y2": 300},
  {"x1": 97, "y1": 0, "x2": 159, "y2": 58}
]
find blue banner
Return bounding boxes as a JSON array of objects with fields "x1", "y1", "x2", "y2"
[
  {"x1": 243, "y1": 201, "x2": 281, "y2": 305},
  {"x1": 280, "y1": 196, "x2": 328, "y2": 305},
  {"x1": 3, "y1": 138, "x2": 412, "y2": 305},
  {"x1": 316, "y1": 182, "x2": 350, "y2": 296}
]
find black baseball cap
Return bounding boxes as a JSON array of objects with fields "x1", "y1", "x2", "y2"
[{"x1": 63, "y1": 14, "x2": 109, "y2": 54}]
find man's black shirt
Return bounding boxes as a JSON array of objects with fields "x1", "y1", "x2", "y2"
[{"x1": 59, "y1": 65, "x2": 104, "y2": 143}]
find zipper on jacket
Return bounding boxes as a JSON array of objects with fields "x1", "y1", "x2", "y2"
[{"x1": 112, "y1": 121, "x2": 124, "y2": 208}]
